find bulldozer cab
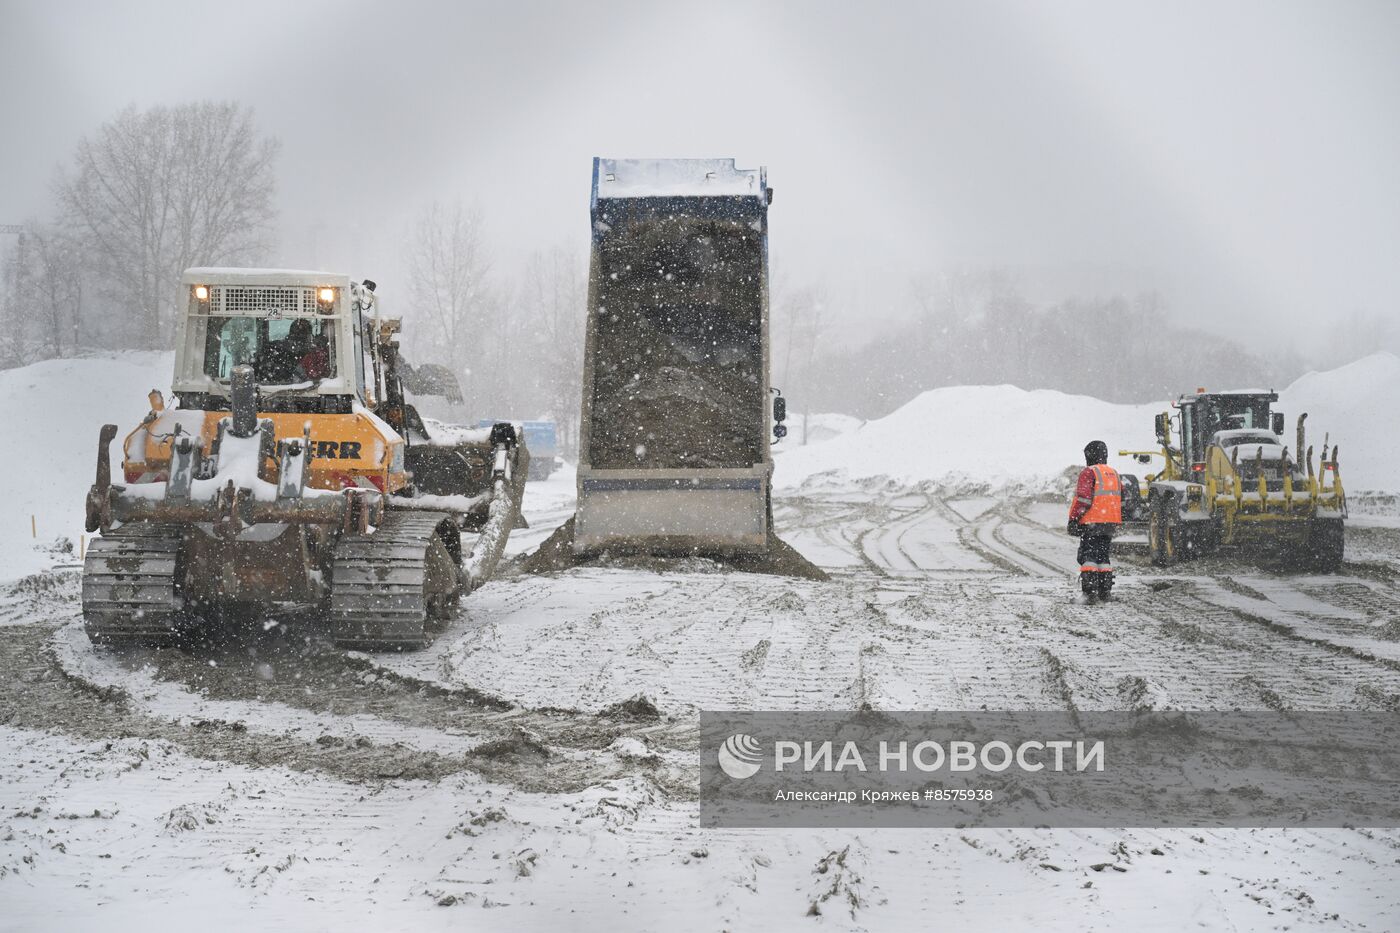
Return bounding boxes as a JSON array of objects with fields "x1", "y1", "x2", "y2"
[{"x1": 174, "y1": 269, "x2": 374, "y2": 414}]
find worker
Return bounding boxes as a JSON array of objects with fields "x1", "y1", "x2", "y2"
[
  {"x1": 1067, "y1": 440, "x2": 1122, "y2": 602},
  {"x1": 298, "y1": 331, "x2": 331, "y2": 380},
  {"x1": 257, "y1": 320, "x2": 311, "y2": 383}
]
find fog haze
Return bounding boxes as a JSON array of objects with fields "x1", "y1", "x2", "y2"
[{"x1": 3, "y1": 0, "x2": 1398, "y2": 347}]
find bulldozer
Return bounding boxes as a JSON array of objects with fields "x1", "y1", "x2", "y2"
[
  {"x1": 81, "y1": 268, "x2": 529, "y2": 650},
  {"x1": 1120, "y1": 388, "x2": 1345, "y2": 570}
]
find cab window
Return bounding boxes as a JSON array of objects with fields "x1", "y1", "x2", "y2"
[{"x1": 202, "y1": 316, "x2": 337, "y2": 384}]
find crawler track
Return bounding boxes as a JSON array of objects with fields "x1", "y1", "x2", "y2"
[
  {"x1": 329, "y1": 510, "x2": 459, "y2": 651},
  {"x1": 81, "y1": 523, "x2": 184, "y2": 646}
]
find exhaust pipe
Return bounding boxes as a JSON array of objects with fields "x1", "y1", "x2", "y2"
[{"x1": 229, "y1": 364, "x2": 258, "y2": 439}]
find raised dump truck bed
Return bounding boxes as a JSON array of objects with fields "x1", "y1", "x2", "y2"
[{"x1": 575, "y1": 157, "x2": 775, "y2": 555}]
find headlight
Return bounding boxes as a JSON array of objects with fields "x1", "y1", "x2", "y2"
[
  {"x1": 194, "y1": 285, "x2": 209, "y2": 302},
  {"x1": 318, "y1": 287, "x2": 336, "y2": 303}
]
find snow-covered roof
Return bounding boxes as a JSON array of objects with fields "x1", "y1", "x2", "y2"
[
  {"x1": 593, "y1": 158, "x2": 766, "y2": 199},
  {"x1": 182, "y1": 268, "x2": 353, "y2": 288},
  {"x1": 1213, "y1": 429, "x2": 1281, "y2": 445},
  {"x1": 1179, "y1": 388, "x2": 1277, "y2": 401}
]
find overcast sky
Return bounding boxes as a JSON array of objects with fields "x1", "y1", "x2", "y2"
[{"x1": 3, "y1": 0, "x2": 1398, "y2": 346}]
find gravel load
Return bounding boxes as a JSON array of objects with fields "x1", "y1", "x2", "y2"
[{"x1": 587, "y1": 215, "x2": 765, "y2": 470}]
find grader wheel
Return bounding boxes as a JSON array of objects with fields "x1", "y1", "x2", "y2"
[{"x1": 1148, "y1": 495, "x2": 1183, "y2": 567}]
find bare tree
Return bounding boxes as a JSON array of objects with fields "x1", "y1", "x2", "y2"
[
  {"x1": 57, "y1": 102, "x2": 279, "y2": 347},
  {"x1": 403, "y1": 201, "x2": 491, "y2": 378},
  {"x1": 0, "y1": 232, "x2": 29, "y2": 367},
  {"x1": 475, "y1": 285, "x2": 529, "y2": 418},
  {"x1": 16, "y1": 221, "x2": 85, "y2": 359},
  {"x1": 519, "y1": 246, "x2": 586, "y2": 455}
]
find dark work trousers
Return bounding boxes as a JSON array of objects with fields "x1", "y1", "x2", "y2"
[{"x1": 1076, "y1": 531, "x2": 1115, "y2": 596}]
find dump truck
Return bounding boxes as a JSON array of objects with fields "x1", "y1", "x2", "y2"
[
  {"x1": 81, "y1": 268, "x2": 528, "y2": 650},
  {"x1": 1120, "y1": 389, "x2": 1345, "y2": 570},
  {"x1": 574, "y1": 157, "x2": 788, "y2": 555}
]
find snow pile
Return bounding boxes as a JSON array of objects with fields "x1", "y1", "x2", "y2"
[
  {"x1": 418, "y1": 417, "x2": 492, "y2": 446},
  {"x1": 789, "y1": 412, "x2": 865, "y2": 446},
  {"x1": 776, "y1": 352, "x2": 1400, "y2": 496},
  {"x1": 1279, "y1": 352, "x2": 1400, "y2": 494},
  {"x1": 776, "y1": 387, "x2": 1154, "y2": 493},
  {"x1": 0, "y1": 353, "x2": 174, "y2": 581}
]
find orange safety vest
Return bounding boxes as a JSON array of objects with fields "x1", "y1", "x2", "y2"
[{"x1": 1081, "y1": 464, "x2": 1122, "y2": 524}]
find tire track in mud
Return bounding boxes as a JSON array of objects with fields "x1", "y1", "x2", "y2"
[
  {"x1": 1015, "y1": 591, "x2": 1300, "y2": 710},
  {"x1": 773, "y1": 495, "x2": 866, "y2": 538},
  {"x1": 853, "y1": 583, "x2": 1085, "y2": 711},
  {"x1": 886, "y1": 495, "x2": 961, "y2": 573},
  {"x1": 850, "y1": 493, "x2": 945, "y2": 575},
  {"x1": 1297, "y1": 580, "x2": 1400, "y2": 628},
  {"x1": 868, "y1": 564, "x2": 1400, "y2": 712},
  {"x1": 995, "y1": 502, "x2": 1400, "y2": 702},
  {"x1": 569, "y1": 578, "x2": 735, "y2": 712},
  {"x1": 1218, "y1": 575, "x2": 1400, "y2": 662},
  {"x1": 428, "y1": 573, "x2": 687, "y2": 710},
  {"x1": 806, "y1": 489, "x2": 1055, "y2": 579},
  {"x1": 1128, "y1": 583, "x2": 1400, "y2": 707},
  {"x1": 1037, "y1": 648, "x2": 1081, "y2": 719},
  {"x1": 438, "y1": 571, "x2": 865, "y2": 715},
  {"x1": 776, "y1": 495, "x2": 874, "y2": 574},
  {"x1": 2, "y1": 621, "x2": 701, "y2": 796},
  {"x1": 1179, "y1": 584, "x2": 1400, "y2": 675},
  {"x1": 851, "y1": 526, "x2": 893, "y2": 578},
  {"x1": 892, "y1": 583, "x2": 1262, "y2": 711},
  {"x1": 1006, "y1": 499, "x2": 1086, "y2": 568},
  {"x1": 988, "y1": 505, "x2": 1068, "y2": 578},
  {"x1": 925, "y1": 496, "x2": 1027, "y2": 576}
]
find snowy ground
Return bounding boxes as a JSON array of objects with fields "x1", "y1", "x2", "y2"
[{"x1": 3, "y1": 355, "x2": 1400, "y2": 930}]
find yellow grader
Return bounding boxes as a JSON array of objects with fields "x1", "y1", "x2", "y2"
[
  {"x1": 1120, "y1": 389, "x2": 1345, "y2": 570},
  {"x1": 81, "y1": 268, "x2": 528, "y2": 650}
]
